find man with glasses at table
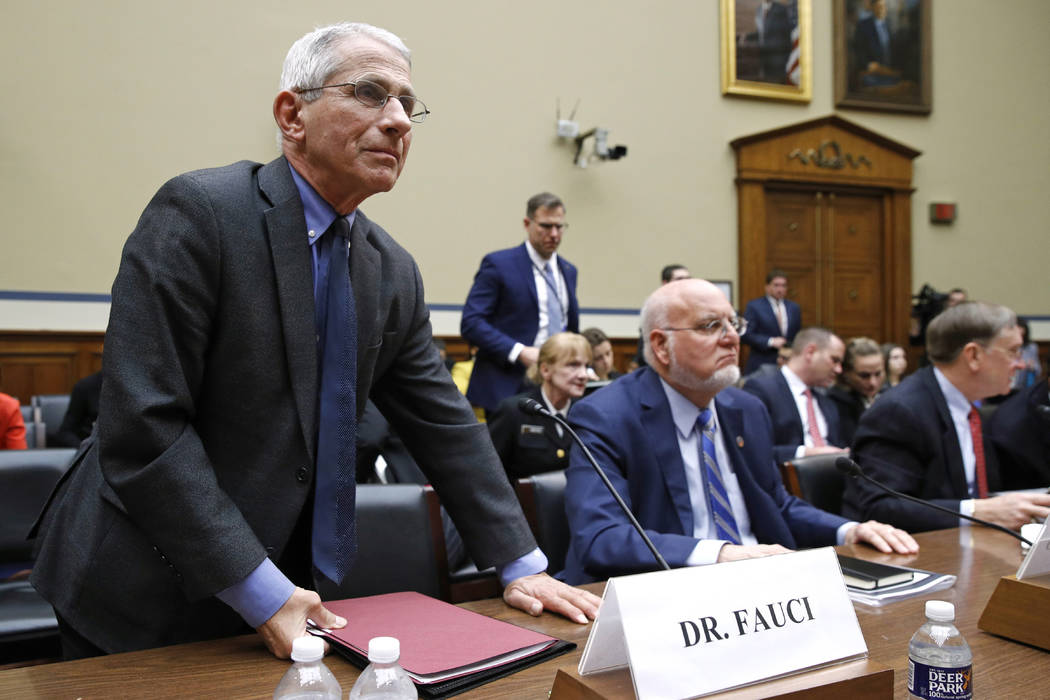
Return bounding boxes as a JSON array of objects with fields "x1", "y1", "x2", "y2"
[
  {"x1": 461, "y1": 192, "x2": 580, "y2": 415},
  {"x1": 559, "y1": 279, "x2": 915, "y2": 584},
  {"x1": 31, "y1": 22, "x2": 598, "y2": 661},
  {"x1": 843, "y1": 301, "x2": 1050, "y2": 533}
]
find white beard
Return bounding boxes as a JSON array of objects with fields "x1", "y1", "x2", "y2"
[{"x1": 668, "y1": 359, "x2": 740, "y2": 395}]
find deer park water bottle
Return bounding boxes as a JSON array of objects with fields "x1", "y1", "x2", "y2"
[
  {"x1": 273, "y1": 635, "x2": 342, "y2": 700},
  {"x1": 348, "y1": 636, "x2": 417, "y2": 699},
  {"x1": 908, "y1": 600, "x2": 972, "y2": 700}
]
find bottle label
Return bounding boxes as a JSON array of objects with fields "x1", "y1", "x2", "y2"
[{"x1": 908, "y1": 659, "x2": 972, "y2": 700}]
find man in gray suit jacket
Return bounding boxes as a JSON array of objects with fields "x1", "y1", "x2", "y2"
[{"x1": 31, "y1": 22, "x2": 598, "y2": 659}]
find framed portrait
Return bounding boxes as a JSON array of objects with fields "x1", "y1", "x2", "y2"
[
  {"x1": 720, "y1": 0, "x2": 812, "y2": 103},
  {"x1": 834, "y1": 0, "x2": 931, "y2": 114}
]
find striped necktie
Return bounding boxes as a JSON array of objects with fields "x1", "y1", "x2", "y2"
[{"x1": 698, "y1": 409, "x2": 741, "y2": 545}]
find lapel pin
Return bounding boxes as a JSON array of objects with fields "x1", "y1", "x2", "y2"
[
  {"x1": 556, "y1": 448, "x2": 566, "y2": 459},
  {"x1": 736, "y1": 436, "x2": 745, "y2": 448}
]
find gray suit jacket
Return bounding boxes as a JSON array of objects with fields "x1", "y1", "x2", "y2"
[{"x1": 31, "y1": 157, "x2": 535, "y2": 652}]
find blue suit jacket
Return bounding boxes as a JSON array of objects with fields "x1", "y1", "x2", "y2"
[
  {"x1": 560, "y1": 368, "x2": 846, "y2": 584},
  {"x1": 742, "y1": 369, "x2": 843, "y2": 464},
  {"x1": 461, "y1": 243, "x2": 578, "y2": 412},
  {"x1": 742, "y1": 296, "x2": 801, "y2": 373}
]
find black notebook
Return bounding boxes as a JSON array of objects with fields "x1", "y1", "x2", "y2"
[{"x1": 837, "y1": 554, "x2": 915, "y2": 590}]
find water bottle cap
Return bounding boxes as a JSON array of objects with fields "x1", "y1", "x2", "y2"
[
  {"x1": 290, "y1": 634, "x2": 325, "y2": 662},
  {"x1": 367, "y1": 636, "x2": 401, "y2": 663},
  {"x1": 925, "y1": 600, "x2": 955, "y2": 622}
]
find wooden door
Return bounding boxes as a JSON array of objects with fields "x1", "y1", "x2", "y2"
[{"x1": 765, "y1": 188, "x2": 885, "y2": 342}]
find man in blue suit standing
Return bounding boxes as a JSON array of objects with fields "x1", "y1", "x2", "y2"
[
  {"x1": 742, "y1": 269, "x2": 801, "y2": 374},
  {"x1": 462, "y1": 193, "x2": 579, "y2": 414},
  {"x1": 560, "y1": 279, "x2": 915, "y2": 584}
]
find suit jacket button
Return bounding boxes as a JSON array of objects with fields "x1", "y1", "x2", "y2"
[{"x1": 296, "y1": 467, "x2": 309, "y2": 482}]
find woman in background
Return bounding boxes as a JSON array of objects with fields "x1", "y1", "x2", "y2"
[
  {"x1": 487, "y1": 333, "x2": 591, "y2": 481},
  {"x1": 881, "y1": 342, "x2": 908, "y2": 388},
  {"x1": 581, "y1": 327, "x2": 622, "y2": 381}
]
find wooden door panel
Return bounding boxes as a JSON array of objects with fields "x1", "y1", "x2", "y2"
[
  {"x1": 829, "y1": 194, "x2": 883, "y2": 262},
  {"x1": 0, "y1": 355, "x2": 76, "y2": 404},
  {"x1": 765, "y1": 190, "x2": 818, "y2": 263},
  {"x1": 829, "y1": 270, "x2": 882, "y2": 341}
]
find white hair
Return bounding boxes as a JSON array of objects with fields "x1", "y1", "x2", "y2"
[{"x1": 280, "y1": 22, "x2": 411, "y2": 99}]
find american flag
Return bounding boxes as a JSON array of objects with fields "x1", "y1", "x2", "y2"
[{"x1": 785, "y1": 25, "x2": 800, "y2": 86}]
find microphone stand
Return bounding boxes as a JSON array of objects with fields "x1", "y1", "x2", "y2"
[{"x1": 836, "y1": 457, "x2": 1032, "y2": 546}]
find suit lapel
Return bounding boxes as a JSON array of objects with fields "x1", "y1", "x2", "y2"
[
  {"x1": 260, "y1": 158, "x2": 318, "y2": 462},
  {"x1": 348, "y1": 211, "x2": 381, "y2": 419},
  {"x1": 921, "y1": 368, "x2": 970, "y2": 497},
  {"x1": 773, "y1": 371, "x2": 805, "y2": 439},
  {"x1": 638, "y1": 371, "x2": 694, "y2": 535},
  {"x1": 515, "y1": 243, "x2": 539, "y2": 309}
]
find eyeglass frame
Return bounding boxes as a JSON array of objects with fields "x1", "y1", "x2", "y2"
[
  {"x1": 534, "y1": 222, "x2": 569, "y2": 232},
  {"x1": 295, "y1": 79, "x2": 430, "y2": 123},
  {"x1": 660, "y1": 316, "x2": 748, "y2": 338}
]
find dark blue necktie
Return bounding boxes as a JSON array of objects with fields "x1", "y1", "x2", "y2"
[
  {"x1": 313, "y1": 216, "x2": 357, "y2": 584},
  {"x1": 698, "y1": 409, "x2": 741, "y2": 545}
]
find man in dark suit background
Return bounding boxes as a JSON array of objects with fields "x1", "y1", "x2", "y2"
[
  {"x1": 742, "y1": 269, "x2": 801, "y2": 374},
  {"x1": 987, "y1": 377, "x2": 1050, "y2": 489},
  {"x1": 560, "y1": 279, "x2": 915, "y2": 584},
  {"x1": 842, "y1": 302, "x2": 1050, "y2": 532},
  {"x1": 461, "y1": 193, "x2": 579, "y2": 413},
  {"x1": 31, "y1": 22, "x2": 598, "y2": 660},
  {"x1": 742, "y1": 327, "x2": 850, "y2": 464}
]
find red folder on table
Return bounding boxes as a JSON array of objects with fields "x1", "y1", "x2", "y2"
[{"x1": 311, "y1": 591, "x2": 575, "y2": 698}]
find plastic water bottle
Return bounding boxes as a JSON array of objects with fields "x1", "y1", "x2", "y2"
[
  {"x1": 273, "y1": 635, "x2": 342, "y2": 700},
  {"x1": 908, "y1": 600, "x2": 972, "y2": 700},
  {"x1": 348, "y1": 636, "x2": 417, "y2": 699}
]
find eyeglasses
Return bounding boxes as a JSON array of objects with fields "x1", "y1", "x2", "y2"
[
  {"x1": 298, "y1": 79, "x2": 430, "y2": 123},
  {"x1": 534, "y1": 222, "x2": 568, "y2": 232},
  {"x1": 981, "y1": 344, "x2": 1024, "y2": 361},
  {"x1": 662, "y1": 316, "x2": 748, "y2": 338}
]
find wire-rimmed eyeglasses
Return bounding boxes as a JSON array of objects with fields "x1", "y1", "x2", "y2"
[
  {"x1": 661, "y1": 316, "x2": 748, "y2": 338},
  {"x1": 297, "y1": 79, "x2": 430, "y2": 123}
]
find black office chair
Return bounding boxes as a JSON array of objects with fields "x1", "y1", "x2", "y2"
[
  {"x1": 780, "y1": 453, "x2": 846, "y2": 515},
  {"x1": 0, "y1": 447, "x2": 77, "y2": 664},
  {"x1": 30, "y1": 394, "x2": 71, "y2": 447},
  {"x1": 515, "y1": 471, "x2": 569, "y2": 575},
  {"x1": 313, "y1": 484, "x2": 452, "y2": 602}
]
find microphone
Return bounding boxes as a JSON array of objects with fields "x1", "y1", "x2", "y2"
[
  {"x1": 518, "y1": 397, "x2": 670, "y2": 570},
  {"x1": 835, "y1": 456, "x2": 1032, "y2": 546}
]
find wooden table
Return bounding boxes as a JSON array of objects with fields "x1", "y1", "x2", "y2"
[{"x1": 0, "y1": 527, "x2": 1044, "y2": 698}]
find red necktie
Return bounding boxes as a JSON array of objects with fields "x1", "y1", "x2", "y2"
[
  {"x1": 968, "y1": 406, "x2": 988, "y2": 499},
  {"x1": 804, "y1": 389, "x2": 826, "y2": 447}
]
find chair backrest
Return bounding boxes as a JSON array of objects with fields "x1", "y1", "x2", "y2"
[
  {"x1": 780, "y1": 454, "x2": 846, "y2": 515},
  {"x1": 0, "y1": 448, "x2": 77, "y2": 561},
  {"x1": 515, "y1": 470, "x2": 569, "y2": 575},
  {"x1": 313, "y1": 484, "x2": 451, "y2": 602},
  {"x1": 30, "y1": 395, "x2": 71, "y2": 447},
  {"x1": 19, "y1": 405, "x2": 32, "y2": 423}
]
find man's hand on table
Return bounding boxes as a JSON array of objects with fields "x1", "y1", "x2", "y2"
[
  {"x1": 503, "y1": 573, "x2": 601, "y2": 624},
  {"x1": 257, "y1": 587, "x2": 347, "y2": 658}
]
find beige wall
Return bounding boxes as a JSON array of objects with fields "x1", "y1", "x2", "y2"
[{"x1": 2, "y1": 0, "x2": 1048, "y2": 322}]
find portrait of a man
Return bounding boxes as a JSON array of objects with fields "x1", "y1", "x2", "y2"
[
  {"x1": 836, "y1": 0, "x2": 930, "y2": 113},
  {"x1": 734, "y1": 0, "x2": 800, "y2": 86}
]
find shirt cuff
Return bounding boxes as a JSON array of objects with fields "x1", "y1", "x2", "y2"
[
  {"x1": 497, "y1": 547, "x2": 549, "y2": 586},
  {"x1": 836, "y1": 521, "x2": 858, "y2": 546},
  {"x1": 685, "y1": 539, "x2": 727, "y2": 566},
  {"x1": 215, "y1": 558, "x2": 296, "y2": 629},
  {"x1": 794, "y1": 444, "x2": 808, "y2": 459},
  {"x1": 767, "y1": 338, "x2": 777, "y2": 347},
  {"x1": 959, "y1": 499, "x2": 976, "y2": 518},
  {"x1": 508, "y1": 342, "x2": 524, "y2": 364}
]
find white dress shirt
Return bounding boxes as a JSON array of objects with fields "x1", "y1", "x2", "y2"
[
  {"x1": 507, "y1": 241, "x2": 568, "y2": 363},
  {"x1": 933, "y1": 367, "x2": 979, "y2": 517},
  {"x1": 781, "y1": 366, "x2": 829, "y2": 458}
]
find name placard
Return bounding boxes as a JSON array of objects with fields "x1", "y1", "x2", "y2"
[
  {"x1": 1017, "y1": 519, "x2": 1050, "y2": 579},
  {"x1": 579, "y1": 547, "x2": 867, "y2": 699}
]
